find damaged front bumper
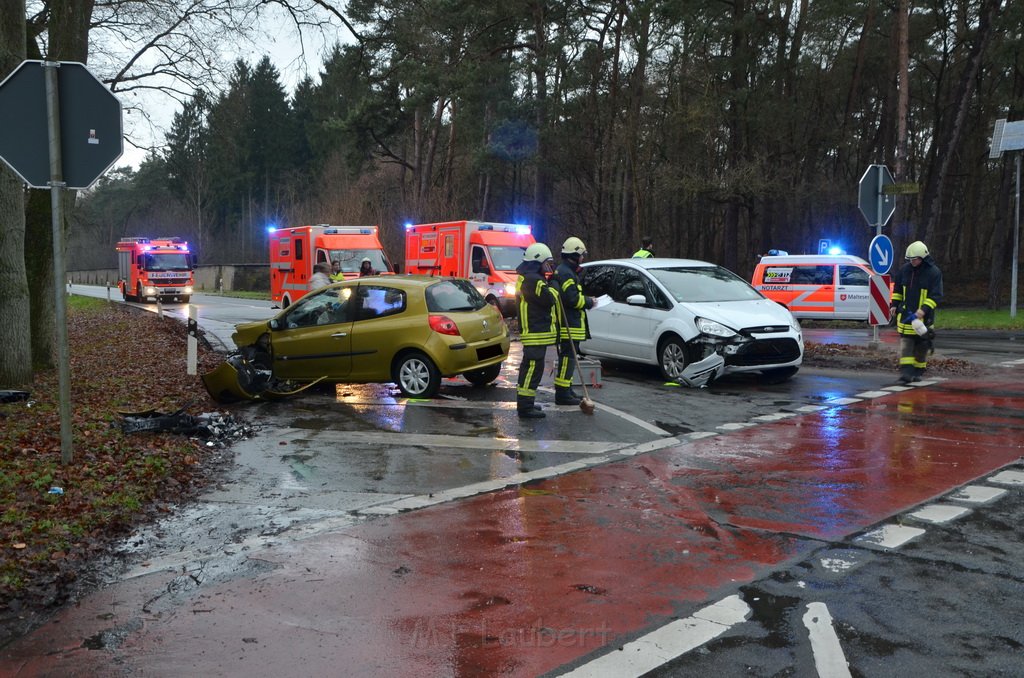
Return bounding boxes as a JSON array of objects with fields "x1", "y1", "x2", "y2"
[{"x1": 202, "y1": 353, "x2": 325, "y2": 403}]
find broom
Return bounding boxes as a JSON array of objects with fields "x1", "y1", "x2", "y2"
[{"x1": 554, "y1": 293, "x2": 596, "y2": 415}]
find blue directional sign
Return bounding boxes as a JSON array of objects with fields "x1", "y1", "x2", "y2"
[{"x1": 869, "y1": 234, "x2": 894, "y2": 275}]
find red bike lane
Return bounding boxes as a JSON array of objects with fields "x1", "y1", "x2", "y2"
[{"x1": 4, "y1": 377, "x2": 1023, "y2": 677}]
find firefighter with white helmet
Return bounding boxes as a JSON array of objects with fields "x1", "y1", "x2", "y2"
[
  {"x1": 515, "y1": 242, "x2": 559, "y2": 418},
  {"x1": 552, "y1": 237, "x2": 596, "y2": 405},
  {"x1": 891, "y1": 240, "x2": 943, "y2": 383}
]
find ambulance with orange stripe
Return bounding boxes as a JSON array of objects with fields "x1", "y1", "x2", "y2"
[{"x1": 751, "y1": 254, "x2": 879, "y2": 320}]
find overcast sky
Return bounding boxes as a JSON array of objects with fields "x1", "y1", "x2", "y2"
[{"x1": 115, "y1": 5, "x2": 338, "y2": 170}]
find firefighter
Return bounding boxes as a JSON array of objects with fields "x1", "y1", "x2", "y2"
[
  {"x1": 552, "y1": 237, "x2": 596, "y2": 405},
  {"x1": 330, "y1": 260, "x2": 344, "y2": 282},
  {"x1": 515, "y1": 243, "x2": 559, "y2": 418},
  {"x1": 632, "y1": 236, "x2": 655, "y2": 258},
  {"x1": 890, "y1": 240, "x2": 943, "y2": 384},
  {"x1": 359, "y1": 258, "x2": 377, "y2": 277}
]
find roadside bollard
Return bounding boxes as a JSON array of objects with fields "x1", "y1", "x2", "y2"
[
  {"x1": 156, "y1": 298, "x2": 164, "y2": 319},
  {"x1": 187, "y1": 306, "x2": 198, "y2": 375}
]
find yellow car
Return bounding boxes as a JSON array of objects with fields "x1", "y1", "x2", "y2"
[{"x1": 203, "y1": 276, "x2": 509, "y2": 401}]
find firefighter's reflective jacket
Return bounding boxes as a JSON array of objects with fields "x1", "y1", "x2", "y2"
[
  {"x1": 552, "y1": 260, "x2": 592, "y2": 341},
  {"x1": 516, "y1": 260, "x2": 558, "y2": 346}
]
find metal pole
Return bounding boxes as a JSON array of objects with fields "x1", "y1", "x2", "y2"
[
  {"x1": 872, "y1": 168, "x2": 884, "y2": 346},
  {"x1": 1011, "y1": 153, "x2": 1020, "y2": 319},
  {"x1": 44, "y1": 61, "x2": 73, "y2": 464}
]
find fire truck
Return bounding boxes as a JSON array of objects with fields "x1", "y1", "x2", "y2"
[
  {"x1": 404, "y1": 220, "x2": 536, "y2": 316},
  {"x1": 269, "y1": 224, "x2": 393, "y2": 308},
  {"x1": 115, "y1": 237, "x2": 195, "y2": 303}
]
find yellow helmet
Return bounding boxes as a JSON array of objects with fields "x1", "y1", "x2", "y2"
[
  {"x1": 523, "y1": 243, "x2": 553, "y2": 262},
  {"x1": 905, "y1": 241, "x2": 929, "y2": 259},
  {"x1": 562, "y1": 237, "x2": 587, "y2": 255}
]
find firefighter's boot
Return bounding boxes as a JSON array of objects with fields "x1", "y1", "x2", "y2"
[
  {"x1": 555, "y1": 387, "x2": 581, "y2": 406},
  {"x1": 517, "y1": 397, "x2": 545, "y2": 419},
  {"x1": 912, "y1": 366, "x2": 925, "y2": 383},
  {"x1": 898, "y1": 366, "x2": 915, "y2": 384}
]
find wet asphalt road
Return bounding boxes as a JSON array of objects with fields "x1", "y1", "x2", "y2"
[{"x1": 7, "y1": 287, "x2": 1018, "y2": 676}]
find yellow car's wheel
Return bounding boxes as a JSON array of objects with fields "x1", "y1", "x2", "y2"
[{"x1": 394, "y1": 351, "x2": 441, "y2": 398}]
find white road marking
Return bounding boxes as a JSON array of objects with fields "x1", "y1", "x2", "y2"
[
  {"x1": 802, "y1": 602, "x2": 852, "y2": 678},
  {"x1": 718, "y1": 422, "x2": 755, "y2": 430},
  {"x1": 948, "y1": 485, "x2": 1007, "y2": 504},
  {"x1": 827, "y1": 397, "x2": 862, "y2": 405},
  {"x1": 752, "y1": 412, "x2": 796, "y2": 422},
  {"x1": 399, "y1": 391, "x2": 675, "y2": 436},
  {"x1": 557, "y1": 595, "x2": 751, "y2": 678},
  {"x1": 301, "y1": 429, "x2": 625, "y2": 455},
  {"x1": 907, "y1": 503, "x2": 971, "y2": 524},
  {"x1": 854, "y1": 390, "x2": 892, "y2": 398},
  {"x1": 989, "y1": 470, "x2": 1024, "y2": 486},
  {"x1": 355, "y1": 436, "x2": 683, "y2": 515},
  {"x1": 854, "y1": 524, "x2": 926, "y2": 549}
]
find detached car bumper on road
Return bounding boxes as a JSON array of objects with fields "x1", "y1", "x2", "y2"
[{"x1": 203, "y1": 276, "x2": 509, "y2": 401}]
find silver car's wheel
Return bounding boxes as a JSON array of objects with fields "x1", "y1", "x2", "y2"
[
  {"x1": 658, "y1": 336, "x2": 688, "y2": 381},
  {"x1": 463, "y1": 363, "x2": 501, "y2": 386},
  {"x1": 395, "y1": 352, "x2": 441, "y2": 398}
]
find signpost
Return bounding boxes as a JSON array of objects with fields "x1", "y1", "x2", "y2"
[
  {"x1": 859, "y1": 164, "x2": 898, "y2": 346},
  {"x1": 990, "y1": 118, "x2": 1024, "y2": 319},
  {"x1": 818, "y1": 239, "x2": 831, "y2": 255},
  {"x1": 0, "y1": 61, "x2": 123, "y2": 463}
]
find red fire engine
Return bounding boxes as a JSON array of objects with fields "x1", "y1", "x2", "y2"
[
  {"x1": 269, "y1": 224, "x2": 393, "y2": 308},
  {"x1": 115, "y1": 237, "x2": 196, "y2": 303}
]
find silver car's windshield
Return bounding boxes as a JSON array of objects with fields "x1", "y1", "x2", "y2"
[{"x1": 648, "y1": 266, "x2": 764, "y2": 303}]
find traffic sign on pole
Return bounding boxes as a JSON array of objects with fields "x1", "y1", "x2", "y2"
[
  {"x1": 818, "y1": 239, "x2": 831, "y2": 254},
  {"x1": 869, "y1": 234, "x2": 895, "y2": 275},
  {"x1": 0, "y1": 60, "x2": 122, "y2": 189},
  {"x1": 858, "y1": 164, "x2": 896, "y2": 227}
]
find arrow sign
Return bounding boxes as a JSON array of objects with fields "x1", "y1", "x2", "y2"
[{"x1": 869, "y1": 234, "x2": 894, "y2": 275}]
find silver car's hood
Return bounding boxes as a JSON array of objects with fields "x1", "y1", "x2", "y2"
[{"x1": 679, "y1": 298, "x2": 797, "y2": 330}]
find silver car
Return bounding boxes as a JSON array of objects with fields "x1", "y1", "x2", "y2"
[{"x1": 579, "y1": 258, "x2": 803, "y2": 384}]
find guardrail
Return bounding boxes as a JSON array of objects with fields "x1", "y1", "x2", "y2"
[{"x1": 68, "y1": 263, "x2": 270, "y2": 293}]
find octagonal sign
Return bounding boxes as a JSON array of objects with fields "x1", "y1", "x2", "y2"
[
  {"x1": 858, "y1": 164, "x2": 896, "y2": 227},
  {"x1": 0, "y1": 60, "x2": 122, "y2": 189}
]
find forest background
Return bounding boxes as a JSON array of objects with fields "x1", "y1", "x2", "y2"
[{"x1": 1, "y1": 0, "x2": 1022, "y2": 388}]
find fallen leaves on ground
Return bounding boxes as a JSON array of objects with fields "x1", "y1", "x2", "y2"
[{"x1": 0, "y1": 302, "x2": 229, "y2": 645}]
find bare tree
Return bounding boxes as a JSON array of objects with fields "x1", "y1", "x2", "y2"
[{"x1": 0, "y1": 0, "x2": 32, "y2": 386}]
